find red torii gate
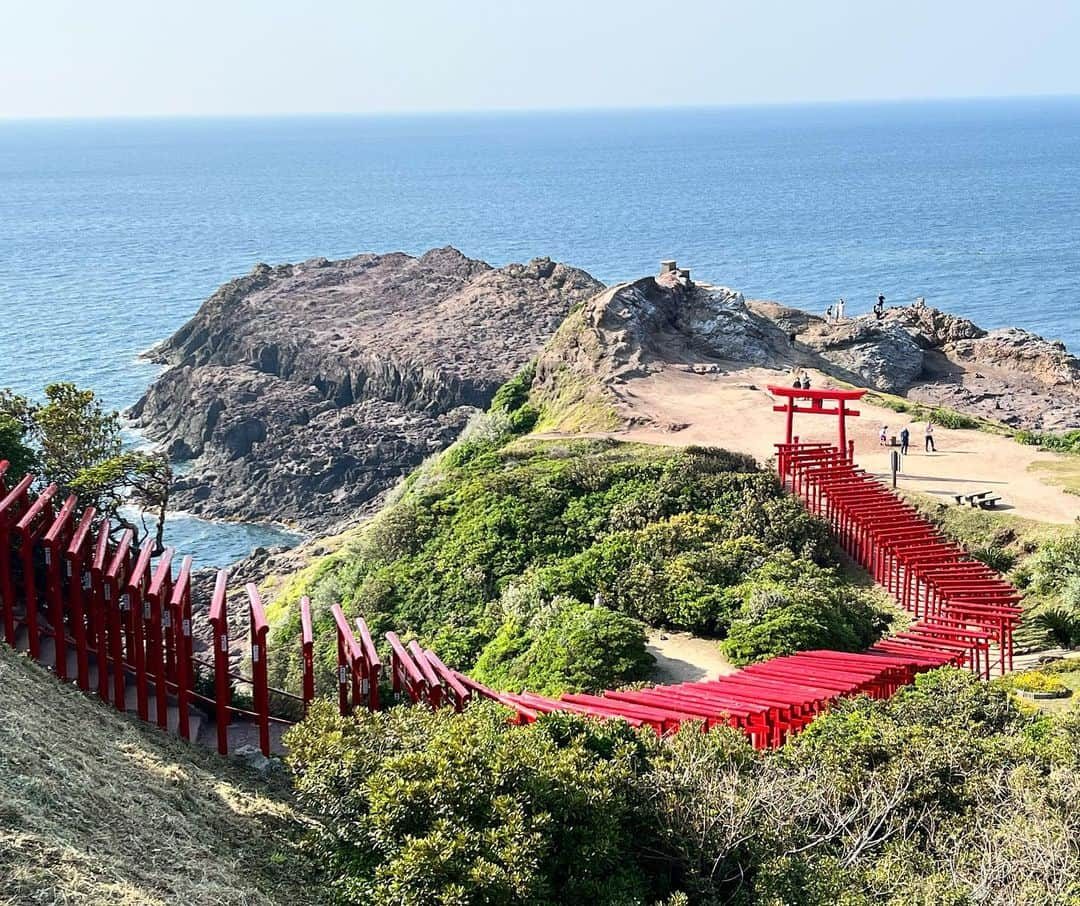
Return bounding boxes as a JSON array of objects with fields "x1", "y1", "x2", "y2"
[{"x1": 768, "y1": 385, "x2": 866, "y2": 472}]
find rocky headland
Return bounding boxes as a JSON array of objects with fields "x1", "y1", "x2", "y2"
[
  {"x1": 131, "y1": 247, "x2": 603, "y2": 532},
  {"x1": 528, "y1": 264, "x2": 1080, "y2": 434},
  {"x1": 134, "y1": 254, "x2": 1079, "y2": 550}
]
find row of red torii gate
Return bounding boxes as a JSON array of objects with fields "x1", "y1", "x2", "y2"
[{"x1": 0, "y1": 385, "x2": 1021, "y2": 753}]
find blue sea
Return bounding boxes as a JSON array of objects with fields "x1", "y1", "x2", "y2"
[{"x1": 2, "y1": 97, "x2": 1078, "y2": 564}]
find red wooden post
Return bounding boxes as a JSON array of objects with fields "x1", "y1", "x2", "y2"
[
  {"x1": 147, "y1": 548, "x2": 175, "y2": 729},
  {"x1": 300, "y1": 596, "x2": 314, "y2": 715},
  {"x1": 246, "y1": 583, "x2": 271, "y2": 757},
  {"x1": 331, "y1": 604, "x2": 362, "y2": 715},
  {"x1": 209, "y1": 569, "x2": 231, "y2": 756},
  {"x1": 387, "y1": 632, "x2": 426, "y2": 704},
  {"x1": 16, "y1": 482, "x2": 58, "y2": 659},
  {"x1": 105, "y1": 529, "x2": 133, "y2": 711},
  {"x1": 409, "y1": 639, "x2": 443, "y2": 708},
  {"x1": 169, "y1": 556, "x2": 194, "y2": 740},
  {"x1": 424, "y1": 648, "x2": 470, "y2": 711},
  {"x1": 64, "y1": 507, "x2": 96, "y2": 691},
  {"x1": 42, "y1": 495, "x2": 76, "y2": 680},
  {"x1": 127, "y1": 538, "x2": 156, "y2": 722},
  {"x1": 356, "y1": 617, "x2": 381, "y2": 711},
  {"x1": 89, "y1": 526, "x2": 111, "y2": 701},
  {"x1": 0, "y1": 474, "x2": 33, "y2": 646}
]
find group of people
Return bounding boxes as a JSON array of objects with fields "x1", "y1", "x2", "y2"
[
  {"x1": 824, "y1": 298, "x2": 846, "y2": 323},
  {"x1": 823, "y1": 293, "x2": 927, "y2": 325},
  {"x1": 880, "y1": 421, "x2": 936, "y2": 454}
]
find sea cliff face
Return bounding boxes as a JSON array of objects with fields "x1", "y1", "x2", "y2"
[{"x1": 130, "y1": 247, "x2": 603, "y2": 530}]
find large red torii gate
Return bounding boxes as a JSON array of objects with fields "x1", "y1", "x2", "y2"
[{"x1": 767, "y1": 384, "x2": 867, "y2": 458}]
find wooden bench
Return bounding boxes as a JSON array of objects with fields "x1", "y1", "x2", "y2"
[
  {"x1": 954, "y1": 491, "x2": 991, "y2": 506},
  {"x1": 977, "y1": 496, "x2": 1002, "y2": 510}
]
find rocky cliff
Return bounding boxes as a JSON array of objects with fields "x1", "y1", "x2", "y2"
[{"x1": 131, "y1": 248, "x2": 603, "y2": 530}]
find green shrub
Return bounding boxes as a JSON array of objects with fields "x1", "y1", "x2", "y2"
[
  {"x1": 968, "y1": 543, "x2": 1017, "y2": 573},
  {"x1": 1031, "y1": 606, "x2": 1080, "y2": 649},
  {"x1": 285, "y1": 668, "x2": 1080, "y2": 904},
  {"x1": 930, "y1": 407, "x2": 981, "y2": 430},
  {"x1": 285, "y1": 702, "x2": 650, "y2": 905},
  {"x1": 0, "y1": 414, "x2": 36, "y2": 482},
  {"x1": 1004, "y1": 670, "x2": 1068, "y2": 695},
  {"x1": 1026, "y1": 530, "x2": 1080, "y2": 595},
  {"x1": 1016, "y1": 429, "x2": 1080, "y2": 454},
  {"x1": 471, "y1": 598, "x2": 653, "y2": 694}
]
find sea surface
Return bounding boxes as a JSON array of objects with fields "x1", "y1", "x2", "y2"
[{"x1": 1, "y1": 97, "x2": 1078, "y2": 564}]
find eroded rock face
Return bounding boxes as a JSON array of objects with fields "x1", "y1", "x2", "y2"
[
  {"x1": 799, "y1": 319, "x2": 926, "y2": 392},
  {"x1": 131, "y1": 248, "x2": 603, "y2": 530}
]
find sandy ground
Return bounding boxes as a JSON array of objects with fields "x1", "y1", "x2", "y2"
[
  {"x1": 647, "y1": 629, "x2": 737, "y2": 684},
  {"x1": 613, "y1": 365, "x2": 1080, "y2": 526}
]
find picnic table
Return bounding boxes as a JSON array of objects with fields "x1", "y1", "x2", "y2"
[{"x1": 953, "y1": 490, "x2": 1001, "y2": 509}]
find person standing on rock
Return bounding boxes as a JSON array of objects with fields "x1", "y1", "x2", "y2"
[
  {"x1": 925, "y1": 421, "x2": 936, "y2": 452},
  {"x1": 874, "y1": 294, "x2": 885, "y2": 320},
  {"x1": 825, "y1": 304, "x2": 834, "y2": 323},
  {"x1": 836, "y1": 298, "x2": 845, "y2": 321},
  {"x1": 899, "y1": 426, "x2": 910, "y2": 456}
]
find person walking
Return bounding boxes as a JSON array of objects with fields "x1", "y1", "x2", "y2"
[
  {"x1": 899, "y1": 426, "x2": 910, "y2": 456},
  {"x1": 925, "y1": 421, "x2": 936, "y2": 452},
  {"x1": 879, "y1": 425, "x2": 888, "y2": 446}
]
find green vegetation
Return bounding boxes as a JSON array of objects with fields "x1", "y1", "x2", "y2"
[
  {"x1": 1017, "y1": 428, "x2": 1080, "y2": 455},
  {"x1": 0, "y1": 413, "x2": 36, "y2": 483},
  {"x1": 287, "y1": 669, "x2": 1080, "y2": 905},
  {"x1": 0, "y1": 383, "x2": 173, "y2": 551},
  {"x1": 0, "y1": 643, "x2": 327, "y2": 905},
  {"x1": 999, "y1": 668, "x2": 1070, "y2": 696},
  {"x1": 267, "y1": 381, "x2": 891, "y2": 697}
]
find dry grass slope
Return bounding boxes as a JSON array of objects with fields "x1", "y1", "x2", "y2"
[{"x1": 0, "y1": 644, "x2": 326, "y2": 906}]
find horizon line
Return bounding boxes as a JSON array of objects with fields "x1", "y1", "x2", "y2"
[{"x1": 2, "y1": 90, "x2": 1079, "y2": 124}]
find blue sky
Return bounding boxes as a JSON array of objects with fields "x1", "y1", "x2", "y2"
[{"x1": 4, "y1": 0, "x2": 1080, "y2": 118}]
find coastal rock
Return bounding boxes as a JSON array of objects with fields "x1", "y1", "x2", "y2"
[
  {"x1": 800, "y1": 317, "x2": 925, "y2": 392},
  {"x1": 131, "y1": 248, "x2": 603, "y2": 530}
]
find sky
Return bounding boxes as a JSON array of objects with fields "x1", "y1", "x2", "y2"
[{"x1": 3, "y1": 0, "x2": 1080, "y2": 119}]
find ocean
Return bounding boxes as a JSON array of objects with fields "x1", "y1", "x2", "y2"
[{"x1": 2, "y1": 97, "x2": 1078, "y2": 564}]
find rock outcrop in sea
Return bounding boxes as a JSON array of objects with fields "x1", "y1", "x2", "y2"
[{"x1": 130, "y1": 248, "x2": 603, "y2": 531}]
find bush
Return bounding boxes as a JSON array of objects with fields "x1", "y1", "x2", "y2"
[
  {"x1": 285, "y1": 668, "x2": 1080, "y2": 904},
  {"x1": 471, "y1": 597, "x2": 653, "y2": 694},
  {"x1": 1005, "y1": 670, "x2": 1069, "y2": 695},
  {"x1": 968, "y1": 543, "x2": 1017, "y2": 573},
  {"x1": 1031, "y1": 606, "x2": 1080, "y2": 649},
  {"x1": 285, "y1": 702, "x2": 650, "y2": 905},
  {"x1": 1026, "y1": 531, "x2": 1080, "y2": 595},
  {"x1": 930, "y1": 407, "x2": 981, "y2": 430},
  {"x1": 720, "y1": 556, "x2": 891, "y2": 664},
  {"x1": 0, "y1": 414, "x2": 36, "y2": 481},
  {"x1": 1016, "y1": 429, "x2": 1080, "y2": 454}
]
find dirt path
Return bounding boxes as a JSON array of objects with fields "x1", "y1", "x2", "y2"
[
  {"x1": 646, "y1": 629, "x2": 737, "y2": 684},
  {"x1": 608, "y1": 365, "x2": 1079, "y2": 526}
]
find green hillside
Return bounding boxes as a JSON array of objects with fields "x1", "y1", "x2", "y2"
[{"x1": 264, "y1": 387, "x2": 893, "y2": 698}]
